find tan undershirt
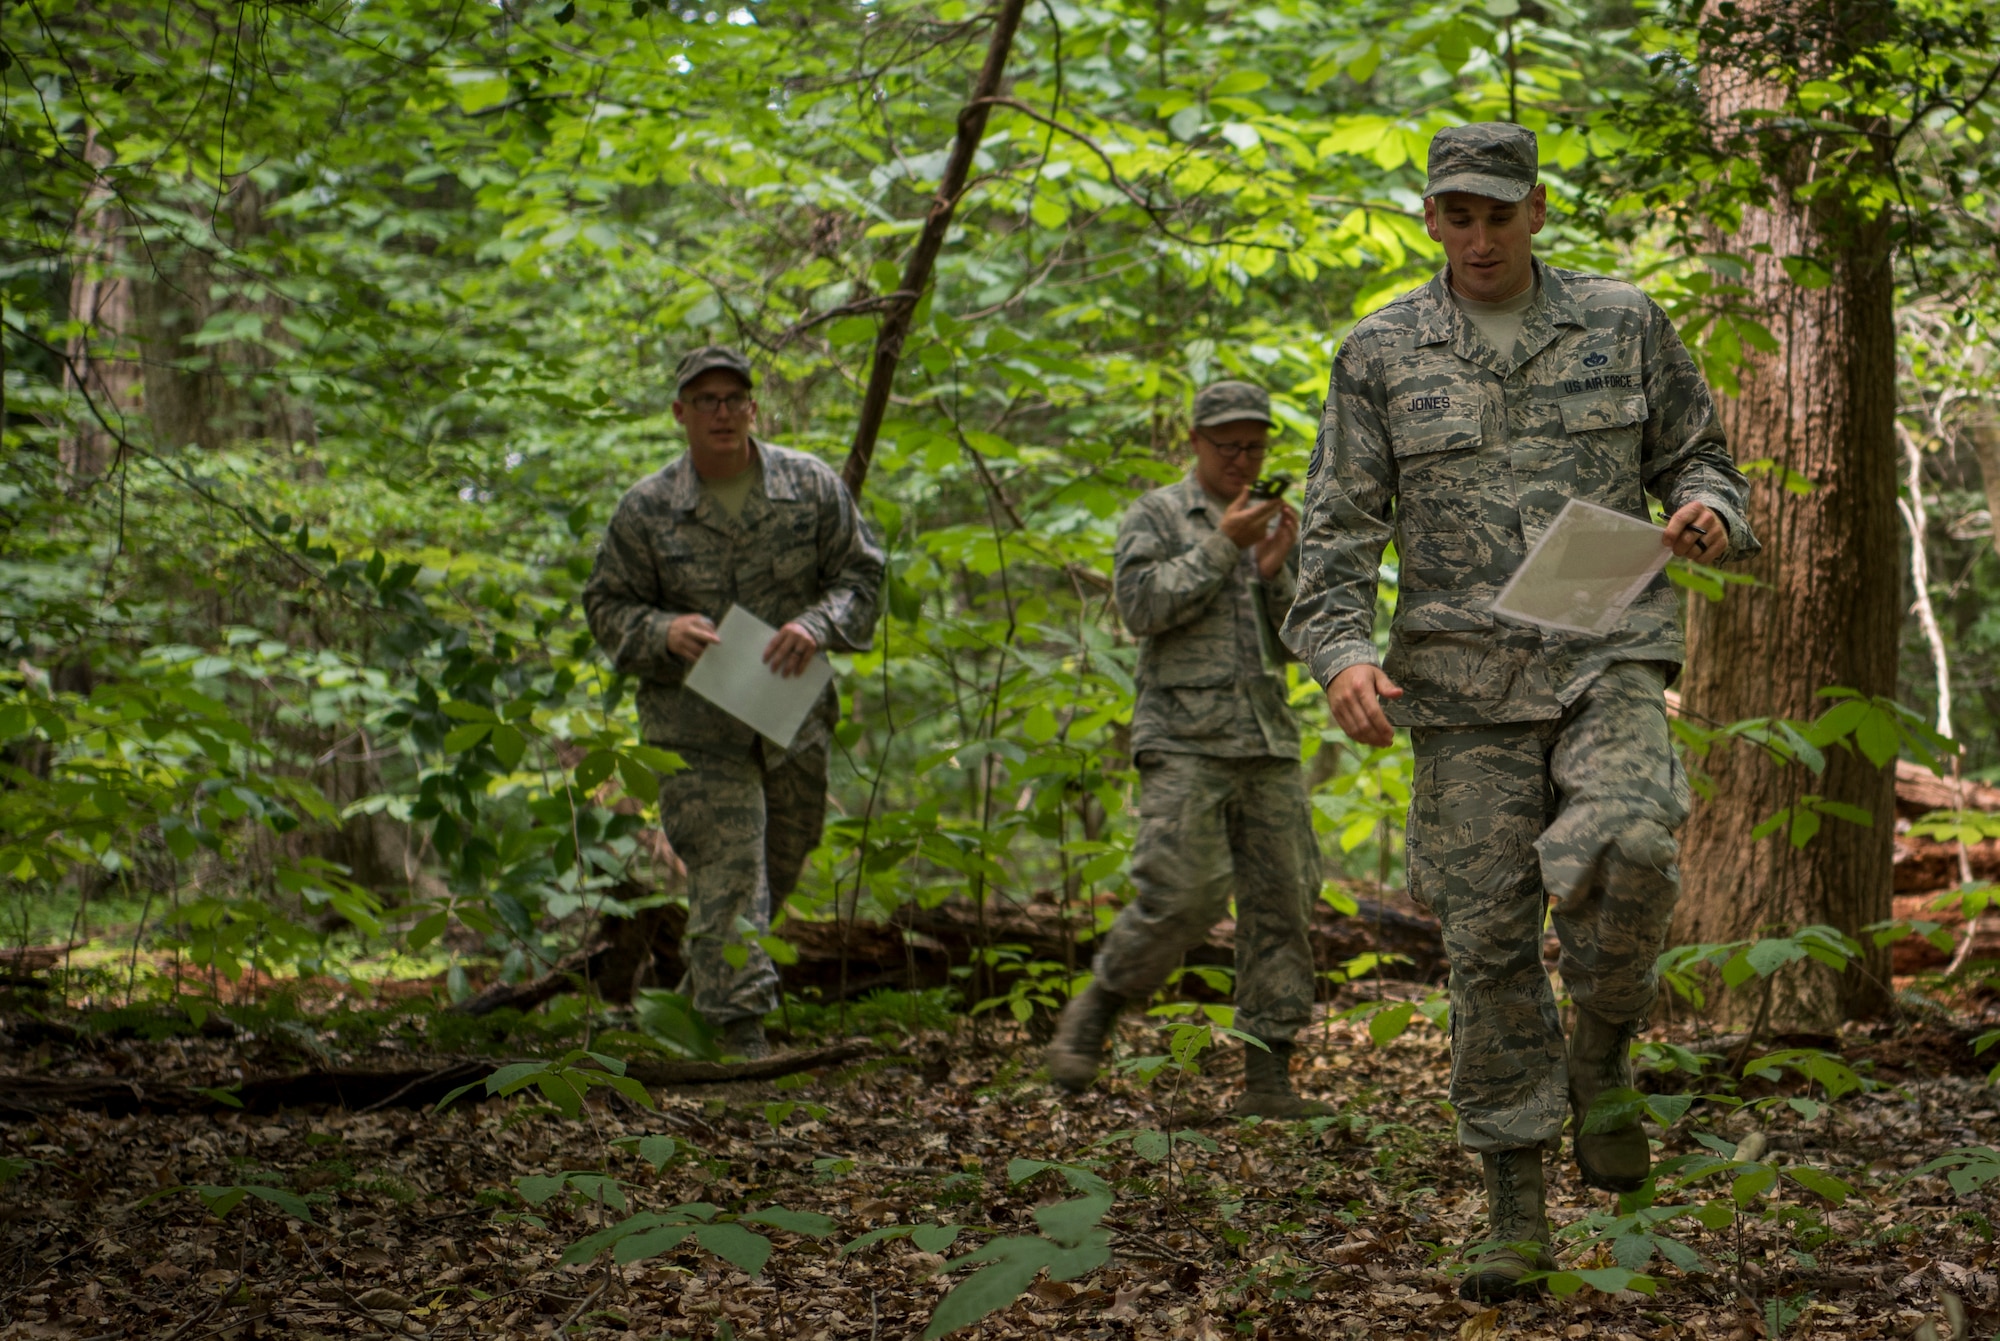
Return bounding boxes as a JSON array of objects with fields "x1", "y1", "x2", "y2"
[
  {"x1": 1451, "y1": 275, "x2": 1539, "y2": 359},
  {"x1": 702, "y1": 459, "x2": 762, "y2": 521}
]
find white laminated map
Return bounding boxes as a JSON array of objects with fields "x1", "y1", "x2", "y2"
[
  {"x1": 1489, "y1": 499, "x2": 1672, "y2": 635},
  {"x1": 682, "y1": 603, "x2": 835, "y2": 750}
]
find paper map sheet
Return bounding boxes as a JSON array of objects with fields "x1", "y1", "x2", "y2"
[
  {"x1": 1489, "y1": 499, "x2": 1671, "y2": 635},
  {"x1": 682, "y1": 603, "x2": 834, "y2": 750}
]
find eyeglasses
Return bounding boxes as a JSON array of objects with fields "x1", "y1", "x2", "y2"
[
  {"x1": 686, "y1": 392, "x2": 753, "y2": 416},
  {"x1": 1198, "y1": 432, "x2": 1267, "y2": 460}
]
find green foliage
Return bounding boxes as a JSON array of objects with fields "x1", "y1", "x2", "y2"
[
  {"x1": 924, "y1": 1162, "x2": 1114, "y2": 1340},
  {"x1": 632, "y1": 991, "x2": 721, "y2": 1061},
  {"x1": 435, "y1": 1051, "x2": 654, "y2": 1120},
  {"x1": 1657, "y1": 925, "x2": 1861, "y2": 1012},
  {"x1": 142, "y1": 1182, "x2": 317, "y2": 1224},
  {"x1": 1907, "y1": 1147, "x2": 2000, "y2": 1196},
  {"x1": 969, "y1": 947, "x2": 1081, "y2": 1024},
  {"x1": 564, "y1": 1203, "x2": 780, "y2": 1274}
]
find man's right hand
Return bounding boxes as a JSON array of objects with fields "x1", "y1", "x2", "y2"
[
  {"x1": 1327, "y1": 664, "x2": 1404, "y2": 748},
  {"x1": 667, "y1": 613, "x2": 722, "y2": 664},
  {"x1": 1218, "y1": 487, "x2": 1284, "y2": 549}
]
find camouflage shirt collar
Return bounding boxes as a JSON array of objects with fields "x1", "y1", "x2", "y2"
[
  {"x1": 1413, "y1": 259, "x2": 1581, "y2": 350},
  {"x1": 657, "y1": 437, "x2": 802, "y2": 509},
  {"x1": 1176, "y1": 473, "x2": 1231, "y2": 518}
]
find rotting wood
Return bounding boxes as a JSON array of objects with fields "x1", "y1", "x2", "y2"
[
  {"x1": 448, "y1": 887, "x2": 1447, "y2": 1020},
  {"x1": 0, "y1": 1041, "x2": 877, "y2": 1119}
]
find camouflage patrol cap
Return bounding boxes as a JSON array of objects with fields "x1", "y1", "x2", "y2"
[
  {"x1": 674, "y1": 345, "x2": 755, "y2": 395},
  {"x1": 1424, "y1": 122, "x2": 1538, "y2": 202},
  {"x1": 1192, "y1": 380, "x2": 1271, "y2": 429}
]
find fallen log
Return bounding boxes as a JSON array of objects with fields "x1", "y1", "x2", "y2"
[
  {"x1": 0, "y1": 1041, "x2": 877, "y2": 1120},
  {"x1": 451, "y1": 886, "x2": 1448, "y2": 1019}
]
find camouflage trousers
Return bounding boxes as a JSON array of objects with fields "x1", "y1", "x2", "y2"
[
  {"x1": 1408, "y1": 661, "x2": 1690, "y2": 1154},
  {"x1": 1092, "y1": 751, "x2": 1321, "y2": 1046},
  {"x1": 657, "y1": 742, "x2": 828, "y2": 1026}
]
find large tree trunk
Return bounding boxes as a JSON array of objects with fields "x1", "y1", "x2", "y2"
[{"x1": 1673, "y1": 0, "x2": 1901, "y2": 1030}]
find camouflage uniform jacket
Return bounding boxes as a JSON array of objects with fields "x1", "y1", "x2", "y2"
[
  {"x1": 583, "y1": 439, "x2": 885, "y2": 757},
  {"x1": 1116, "y1": 475, "x2": 1300, "y2": 759},
  {"x1": 1284, "y1": 262, "x2": 1762, "y2": 727}
]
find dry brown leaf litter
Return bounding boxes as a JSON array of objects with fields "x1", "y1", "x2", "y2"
[{"x1": 2, "y1": 1013, "x2": 1995, "y2": 1340}]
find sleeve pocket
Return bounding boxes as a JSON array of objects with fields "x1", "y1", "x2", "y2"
[{"x1": 1558, "y1": 392, "x2": 1647, "y2": 434}]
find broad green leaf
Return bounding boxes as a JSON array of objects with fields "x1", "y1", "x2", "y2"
[
  {"x1": 1368, "y1": 1001, "x2": 1416, "y2": 1047},
  {"x1": 1783, "y1": 1166, "x2": 1851, "y2": 1204},
  {"x1": 1732, "y1": 1165, "x2": 1776, "y2": 1206},
  {"x1": 925, "y1": 1237, "x2": 1057, "y2": 1339},
  {"x1": 693, "y1": 1222, "x2": 772, "y2": 1275},
  {"x1": 442, "y1": 723, "x2": 491, "y2": 753},
  {"x1": 518, "y1": 1173, "x2": 569, "y2": 1206},
  {"x1": 574, "y1": 749, "x2": 618, "y2": 792},
  {"x1": 913, "y1": 1224, "x2": 962, "y2": 1254},
  {"x1": 1854, "y1": 709, "x2": 1900, "y2": 767},
  {"x1": 1030, "y1": 1194, "x2": 1112, "y2": 1247},
  {"x1": 741, "y1": 1208, "x2": 838, "y2": 1238}
]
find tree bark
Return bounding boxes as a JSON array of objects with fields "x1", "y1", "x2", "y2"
[
  {"x1": 1965, "y1": 409, "x2": 2000, "y2": 561},
  {"x1": 839, "y1": 0, "x2": 1030, "y2": 498},
  {"x1": 1674, "y1": 0, "x2": 1902, "y2": 1029},
  {"x1": 61, "y1": 132, "x2": 142, "y2": 483}
]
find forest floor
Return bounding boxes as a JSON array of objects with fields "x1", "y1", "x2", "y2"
[{"x1": 2, "y1": 1000, "x2": 1997, "y2": 1341}]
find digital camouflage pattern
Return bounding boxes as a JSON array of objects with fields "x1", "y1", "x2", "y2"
[
  {"x1": 1091, "y1": 751, "x2": 1321, "y2": 1047},
  {"x1": 583, "y1": 439, "x2": 885, "y2": 759},
  {"x1": 657, "y1": 744, "x2": 828, "y2": 1024},
  {"x1": 1424, "y1": 121, "x2": 1538, "y2": 202},
  {"x1": 1192, "y1": 380, "x2": 1273, "y2": 427},
  {"x1": 674, "y1": 344, "x2": 756, "y2": 392},
  {"x1": 1116, "y1": 475, "x2": 1298, "y2": 759},
  {"x1": 1407, "y1": 661, "x2": 1689, "y2": 1152},
  {"x1": 584, "y1": 437, "x2": 881, "y2": 1026},
  {"x1": 1284, "y1": 261, "x2": 1761, "y2": 726}
]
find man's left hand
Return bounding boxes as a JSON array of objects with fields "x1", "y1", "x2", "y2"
[
  {"x1": 763, "y1": 621, "x2": 820, "y2": 678},
  {"x1": 1663, "y1": 501, "x2": 1723, "y2": 560},
  {"x1": 1254, "y1": 501, "x2": 1298, "y2": 580}
]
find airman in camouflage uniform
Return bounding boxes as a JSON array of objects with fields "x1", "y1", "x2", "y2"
[
  {"x1": 1045, "y1": 381, "x2": 1331, "y2": 1120},
  {"x1": 584, "y1": 346, "x2": 884, "y2": 1058},
  {"x1": 1283, "y1": 125, "x2": 1761, "y2": 1299}
]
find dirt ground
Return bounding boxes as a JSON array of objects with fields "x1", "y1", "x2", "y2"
[{"x1": 2, "y1": 1007, "x2": 1995, "y2": 1340}]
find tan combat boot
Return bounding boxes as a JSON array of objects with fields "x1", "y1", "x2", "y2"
[
  {"x1": 1044, "y1": 983, "x2": 1127, "y2": 1093},
  {"x1": 1459, "y1": 1147, "x2": 1555, "y2": 1302},
  {"x1": 1569, "y1": 1009, "x2": 1651, "y2": 1192},
  {"x1": 1232, "y1": 1041, "x2": 1335, "y2": 1119}
]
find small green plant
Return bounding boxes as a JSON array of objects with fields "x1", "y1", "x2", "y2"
[
  {"x1": 144, "y1": 1182, "x2": 318, "y2": 1224},
  {"x1": 1332, "y1": 990, "x2": 1448, "y2": 1047},
  {"x1": 434, "y1": 1050, "x2": 655, "y2": 1119},
  {"x1": 563, "y1": 1202, "x2": 837, "y2": 1274},
  {"x1": 840, "y1": 1222, "x2": 964, "y2": 1257},
  {"x1": 921, "y1": 1161, "x2": 1113, "y2": 1340},
  {"x1": 632, "y1": 989, "x2": 720, "y2": 1059},
  {"x1": 967, "y1": 945, "x2": 1078, "y2": 1025},
  {"x1": 1907, "y1": 1146, "x2": 2000, "y2": 1194}
]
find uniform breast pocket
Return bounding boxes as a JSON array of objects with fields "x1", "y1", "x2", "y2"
[
  {"x1": 1389, "y1": 411, "x2": 1483, "y2": 463},
  {"x1": 657, "y1": 544, "x2": 724, "y2": 607},
  {"x1": 1557, "y1": 391, "x2": 1646, "y2": 478},
  {"x1": 1390, "y1": 411, "x2": 1484, "y2": 531}
]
